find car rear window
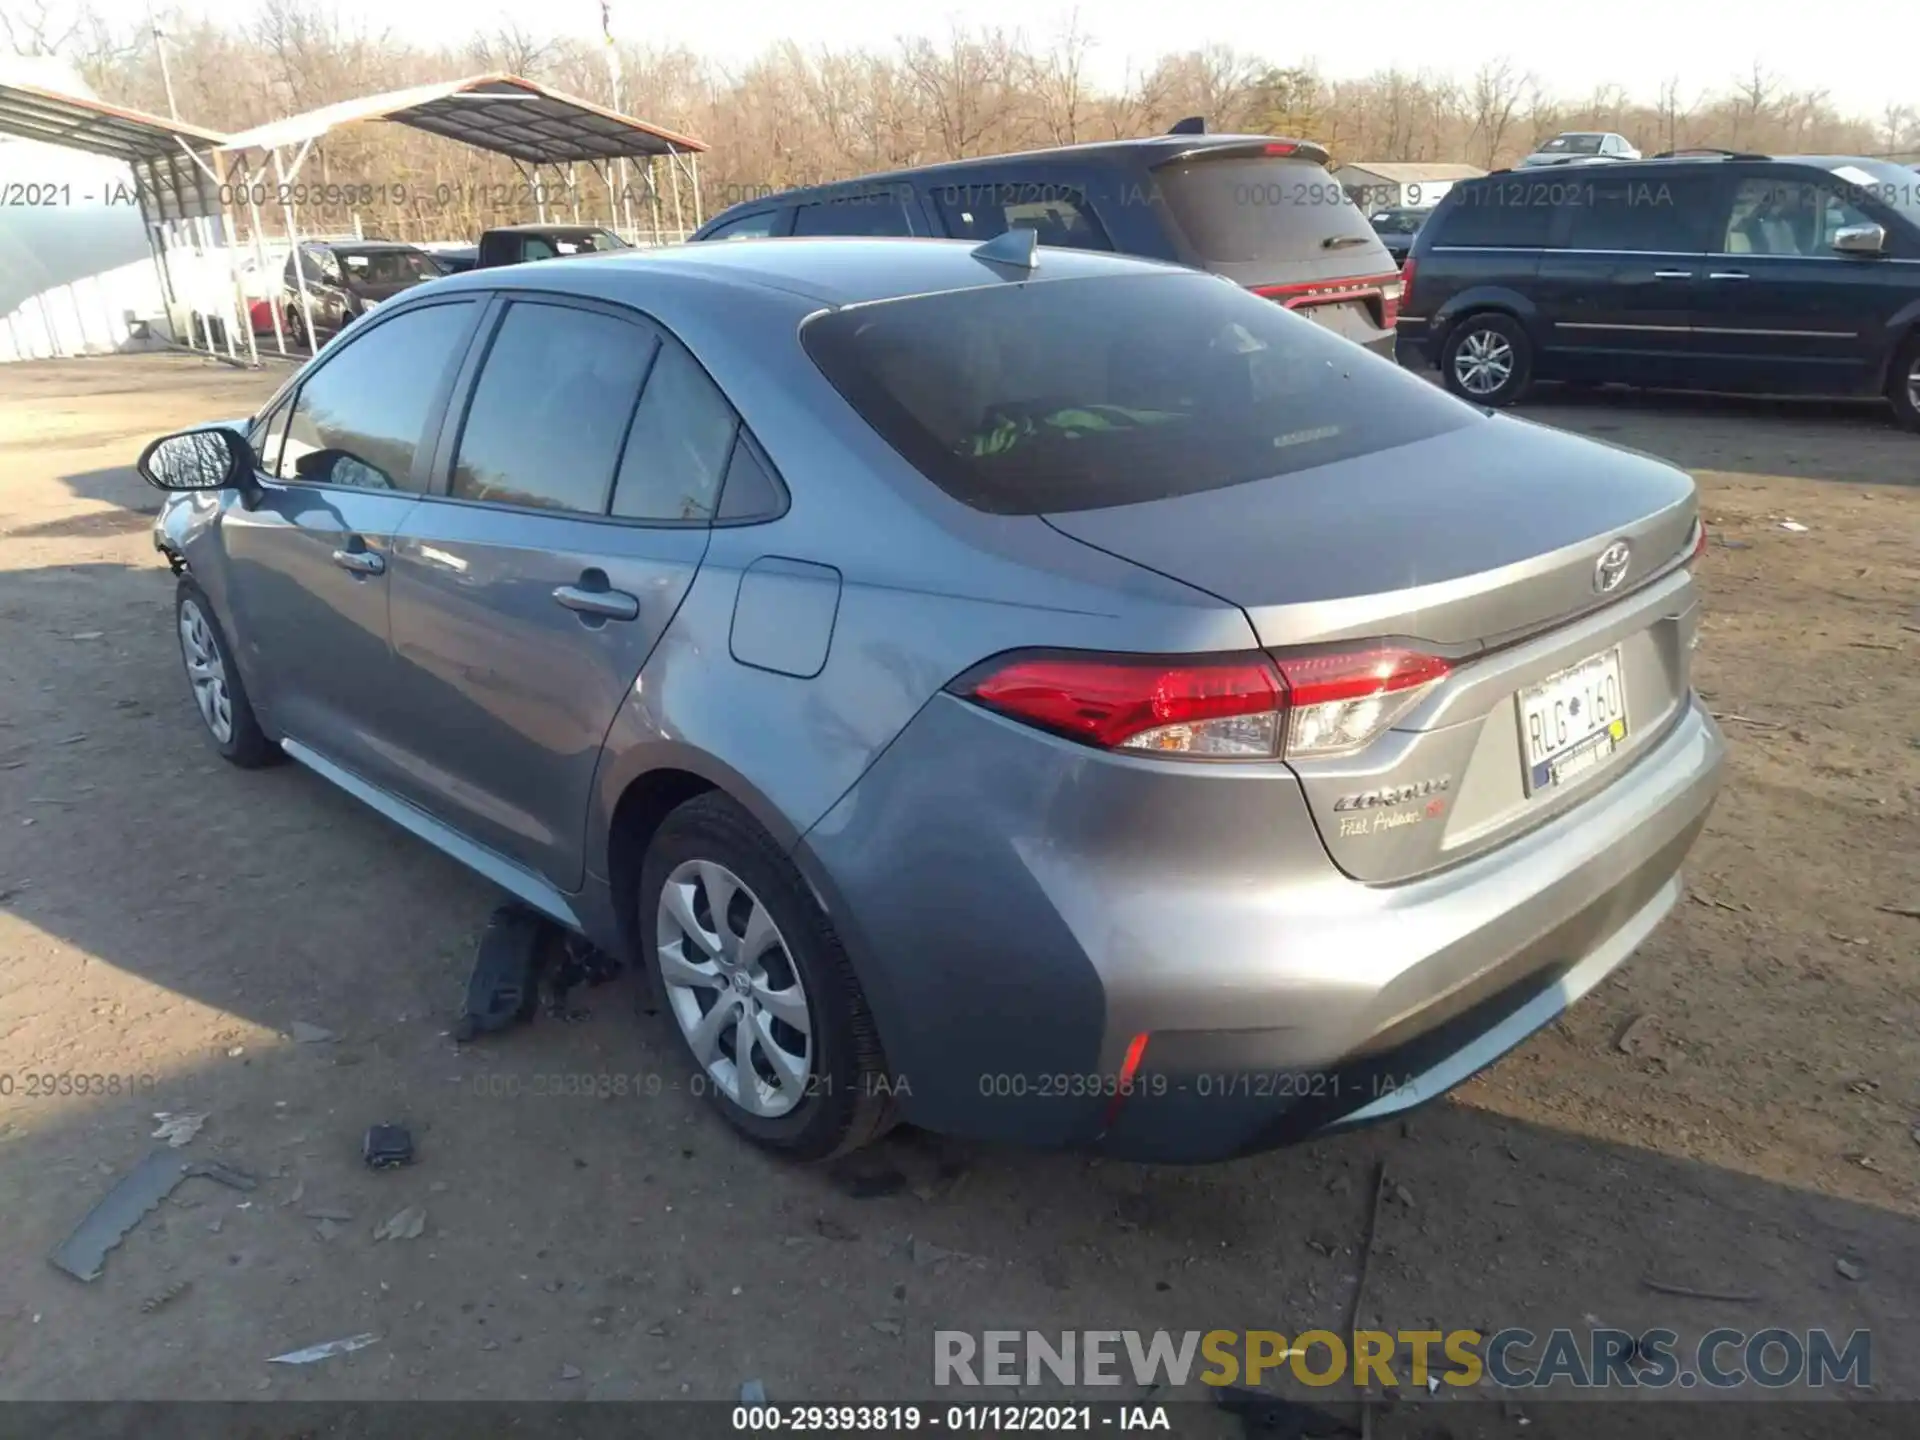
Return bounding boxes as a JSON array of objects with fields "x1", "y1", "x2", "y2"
[
  {"x1": 1153, "y1": 155, "x2": 1382, "y2": 266},
  {"x1": 1428, "y1": 181, "x2": 1559, "y2": 248},
  {"x1": 801, "y1": 270, "x2": 1475, "y2": 516}
]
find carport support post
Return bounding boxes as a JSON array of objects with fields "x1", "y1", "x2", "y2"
[
  {"x1": 569, "y1": 163, "x2": 580, "y2": 223},
  {"x1": 244, "y1": 168, "x2": 287, "y2": 358},
  {"x1": 690, "y1": 153, "x2": 703, "y2": 226},
  {"x1": 274, "y1": 147, "x2": 320, "y2": 355},
  {"x1": 666, "y1": 149, "x2": 684, "y2": 240}
]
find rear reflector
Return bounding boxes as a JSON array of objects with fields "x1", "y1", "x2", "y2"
[
  {"x1": 1691, "y1": 518, "x2": 1708, "y2": 561},
  {"x1": 1103, "y1": 1032, "x2": 1152, "y2": 1131},
  {"x1": 956, "y1": 647, "x2": 1451, "y2": 760},
  {"x1": 1399, "y1": 257, "x2": 1417, "y2": 313}
]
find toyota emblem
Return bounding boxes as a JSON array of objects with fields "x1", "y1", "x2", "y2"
[{"x1": 1593, "y1": 540, "x2": 1632, "y2": 594}]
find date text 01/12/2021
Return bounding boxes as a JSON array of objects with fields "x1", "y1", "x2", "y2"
[{"x1": 732, "y1": 1404, "x2": 1173, "y2": 1432}]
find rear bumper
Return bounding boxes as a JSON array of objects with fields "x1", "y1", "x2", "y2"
[{"x1": 799, "y1": 691, "x2": 1724, "y2": 1162}]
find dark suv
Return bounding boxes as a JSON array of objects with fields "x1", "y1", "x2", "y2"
[
  {"x1": 1395, "y1": 152, "x2": 1920, "y2": 430},
  {"x1": 691, "y1": 130, "x2": 1404, "y2": 358}
]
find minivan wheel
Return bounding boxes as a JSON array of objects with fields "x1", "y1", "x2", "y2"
[
  {"x1": 1889, "y1": 335, "x2": 1920, "y2": 433},
  {"x1": 1442, "y1": 313, "x2": 1532, "y2": 406},
  {"x1": 175, "y1": 579, "x2": 280, "y2": 768},
  {"x1": 639, "y1": 793, "x2": 893, "y2": 1160}
]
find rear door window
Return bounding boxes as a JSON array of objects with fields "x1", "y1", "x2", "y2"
[
  {"x1": 610, "y1": 337, "x2": 741, "y2": 522},
  {"x1": 930, "y1": 181, "x2": 1113, "y2": 251},
  {"x1": 1153, "y1": 155, "x2": 1379, "y2": 266},
  {"x1": 448, "y1": 301, "x2": 656, "y2": 515},
  {"x1": 1720, "y1": 176, "x2": 1876, "y2": 256},
  {"x1": 1554, "y1": 173, "x2": 1717, "y2": 252},
  {"x1": 802, "y1": 270, "x2": 1474, "y2": 515},
  {"x1": 1429, "y1": 181, "x2": 1560, "y2": 248},
  {"x1": 791, "y1": 191, "x2": 916, "y2": 237}
]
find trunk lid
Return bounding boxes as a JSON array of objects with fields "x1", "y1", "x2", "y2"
[{"x1": 1044, "y1": 416, "x2": 1702, "y2": 882}]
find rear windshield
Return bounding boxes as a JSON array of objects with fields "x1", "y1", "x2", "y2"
[
  {"x1": 801, "y1": 270, "x2": 1475, "y2": 515},
  {"x1": 1539, "y1": 135, "x2": 1602, "y2": 155},
  {"x1": 1153, "y1": 155, "x2": 1383, "y2": 266}
]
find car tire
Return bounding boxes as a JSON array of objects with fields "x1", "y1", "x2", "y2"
[
  {"x1": 175, "y1": 579, "x2": 280, "y2": 768},
  {"x1": 1888, "y1": 334, "x2": 1920, "y2": 434},
  {"x1": 1441, "y1": 312, "x2": 1533, "y2": 407},
  {"x1": 639, "y1": 792, "x2": 894, "y2": 1161},
  {"x1": 285, "y1": 305, "x2": 306, "y2": 350}
]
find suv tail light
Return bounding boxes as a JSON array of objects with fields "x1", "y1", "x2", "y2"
[
  {"x1": 1380, "y1": 278, "x2": 1404, "y2": 328},
  {"x1": 1399, "y1": 257, "x2": 1416, "y2": 313},
  {"x1": 955, "y1": 648, "x2": 1450, "y2": 761},
  {"x1": 1690, "y1": 517, "x2": 1708, "y2": 562}
]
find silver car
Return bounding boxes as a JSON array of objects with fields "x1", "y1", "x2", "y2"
[{"x1": 143, "y1": 236, "x2": 1724, "y2": 1164}]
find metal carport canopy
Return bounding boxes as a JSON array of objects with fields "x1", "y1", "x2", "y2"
[
  {"x1": 215, "y1": 73, "x2": 708, "y2": 165},
  {"x1": 0, "y1": 79, "x2": 228, "y2": 221},
  {"x1": 216, "y1": 74, "x2": 710, "y2": 353}
]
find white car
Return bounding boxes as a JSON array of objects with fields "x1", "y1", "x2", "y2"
[{"x1": 1517, "y1": 132, "x2": 1640, "y2": 167}]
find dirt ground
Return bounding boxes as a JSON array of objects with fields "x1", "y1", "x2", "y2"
[{"x1": 0, "y1": 354, "x2": 1915, "y2": 1419}]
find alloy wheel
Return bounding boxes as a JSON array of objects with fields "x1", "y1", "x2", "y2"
[
  {"x1": 1453, "y1": 328, "x2": 1515, "y2": 397},
  {"x1": 1907, "y1": 354, "x2": 1920, "y2": 415},
  {"x1": 178, "y1": 598, "x2": 233, "y2": 744},
  {"x1": 655, "y1": 859, "x2": 813, "y2": 1117}
]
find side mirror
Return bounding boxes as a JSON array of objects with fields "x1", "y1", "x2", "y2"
[
  {"x1": 136, "y1": 426, "x2": 253, "y2": 492},
  {"x1": 1831, "y1": 223, "x2": 1885, "y2": 256}
]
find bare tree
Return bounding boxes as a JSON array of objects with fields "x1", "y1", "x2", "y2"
[
  {"x1": 467, "y1": 21, "x2": 555, "y2": 79},
  {"x1": 1, "y1": 0, "x2": 84, "y2": 56},
  {"x1": 1031, "y1": 11, "x2": 1093, "y2": 147},
  {"x1": 1466, "y1": 58, "x2": 1524, "y2": 166}
]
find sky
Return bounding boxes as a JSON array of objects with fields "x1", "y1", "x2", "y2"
[{"x1": 82, "y1": 0, "x2": 1915, "y2": 121}]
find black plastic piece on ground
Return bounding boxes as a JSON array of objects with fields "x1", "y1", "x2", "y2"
[
  {"x1": 362, "y1": 1124, "x2": 414, "y2": 1171},
  {"x1": 454, "y1": 902, "x2": 550, "y2": 1041}
]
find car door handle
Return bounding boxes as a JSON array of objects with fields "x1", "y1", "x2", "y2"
[
  {"x1": 1653, "y1": 270, "x2": 1694, "y2": 279},
  {"x1": 1708, "y1": 271, "x2": 1749, "y2": 280},
  {"x1": 331, "y1": 547, "x2": 385, "y2": 576},
  {"x1": 553, "y1": 584, "x2": 640, "y2": 621}
]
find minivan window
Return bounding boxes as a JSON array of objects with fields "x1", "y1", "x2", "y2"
[
  {"x1": 450, "y1": 302, "x2": 656, "y2": 515},
  {"x1": 1154, "y1": 156, "x2": 1381, "y2": 266},
  {"x1": 791, "y1": 192, "x2": 915, "y2": 238},
  {"x1": 802, "y1": 270, "x2": 1475, "y2": 516},
  {"x1": 1557, "y1": 174, "x2": 1715, "y2": 252},
  {"x1": 1721, "y1": 178, "x2": 1874, "y2": 256},
  {"x1": 1431, "y1": 181, "x2": 1559, "y2": 248},
  {"x1": 930, "y1": 182, "x2": 1113, "y2": 252},
  {"x1": 277, "y1": 300, "x2": 476, "y2": 490}
]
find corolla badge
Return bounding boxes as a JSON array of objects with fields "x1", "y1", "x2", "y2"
[{"x1": 1593, "y1": 540, "x2": 1632, "y2": 594}]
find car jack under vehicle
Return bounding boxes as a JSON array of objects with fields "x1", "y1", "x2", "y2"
[{"x1": 453, "y1": 901, "x2": 624, "y2": 1042}]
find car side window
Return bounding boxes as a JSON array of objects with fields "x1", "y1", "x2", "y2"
[
  {"x1": 449, "y1": 301, "x2": 656, "y2": 515},
  {"x1": 1430, "y1": 183, "x2": 1557, "y2": 247},
  {"x1": 248, "y1": 395, "x2": 294, "y2": 477},
  {"x1": 715, "y1": 433, "x2": 787, "y2": 522},
  {"x1": 790, "y1": 192, "x2": 915, "y2": 238},
  {"x1": 1721, "y1": 178, "x2": 1873, "y2": 256},
  {"x1": 704, "y1": 210, "x2": 780, "y2": 241},
  {"x1": 1557, "y1": 174, "x2": 1712, "y2": 252},
  {"x1": 931, "y1": 181, "x2": 1113, "y2": 252},
  {"x1": 276, "y1": 301, "x2": 477, "y2": 491},
  {"x1": 610, "y1": 335, "x2": 740, "y2": 522}
]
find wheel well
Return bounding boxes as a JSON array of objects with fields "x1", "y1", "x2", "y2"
[{"x1": 606, "y1": 768, "x2": 717, "y2": 957}]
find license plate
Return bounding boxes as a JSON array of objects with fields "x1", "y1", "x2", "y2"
[{"x1": 1517, "y1": 647, "x2": 1629, "y2": 794}]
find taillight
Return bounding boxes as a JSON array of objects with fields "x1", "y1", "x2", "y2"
[
  {"x1": 1273, "y1": 649, "x2": 1450, "y2": 757},
  {"x1": 1399, "y1": 257, "x2": 1416, "y2": 312},
  {"x1": 1263, "y1": 142, "x2": 1298, "y2": 156},
  {"x1": 1380, "y1": 279, "x2": 1403, "y2": 328},
  {"x1": 956, "y1": 647, "x2": 1450, "y2": 761},
  {"x1": 1690, "y1": 518, "x2": 1708, "y2": 561}
]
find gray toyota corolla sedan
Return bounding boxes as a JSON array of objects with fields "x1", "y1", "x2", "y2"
[{"x1": 142, "y1": 234, "x2": 1725, "y2": 1164}]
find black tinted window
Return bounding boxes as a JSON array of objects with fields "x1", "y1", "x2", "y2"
[
  {"x1": 450, "y1": 302, "x2": 654, "y2": 514},
  {"x1": 610, "y1": 339, "x2": 739, "y2": 521},
  {"x1": 1557, "y1": 174, "x2": 1714, "y2": 251},
  {"x1": 931, "y1": 181, "x2": 1113, "y2": 251},
  {"x1": 716, "y1": 435, "x2": 785, "y2": 521},
  {"x1": 705, "y1": 211, "x2": 781, "y2": 240},
  {"x1": 1154, "y1": 156, "x2": 1382, "y2": 266},
  {"x1": 1721, "y1": 177, "x2": 1876, "y2": 256},
  {"x1": 803, "y1": 270, "x2": 1475, "y2": 516},
  {"x1": 1431, "y1": 180, "x2": 1560, "y2": 247},
  {"x1": 278, "y1": 301, "x2": 475, "y2": 490},
  {"x1": 791, "y1": 192, "x2": 914, "y2": 237}
]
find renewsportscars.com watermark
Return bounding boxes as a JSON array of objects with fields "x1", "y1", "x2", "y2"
[{"x1": 934, "y1": 1328, "x2": 1872, "y2": 1392}]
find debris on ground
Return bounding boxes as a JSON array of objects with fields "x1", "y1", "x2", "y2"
[
  {"x1": 1641, "y1": 1277, "x2": 1760, "y2": 1304},
  {"x1": 304, "y1": 1206, "x2": 353, "y2": 1222},
  {"x1": 289, "y1": 1022, "x2": 335, "y2": 1044},
  {"x1": 815, "y1": 1216, "x2": 859, "y2": 1242},
  {"x1": 1876, "y1": 904, "x2": 1920, "y2": 920},
  {"x1": 740, "y1": 1380, "x2": 768, "y2": 1403},
  {"x1": 1836, "y1": 1257, "x2": 1865, "y2": 1282},
  {"x1": 910, "y1": 1237, "x2": 958, "y2": 1267},
  {"x1": 373, "y1": 1204, "x2": 427, "y2": 1242},
  {"x1": 1614, "y1": 1013, "x2": 1652, "y2": 1055},
  {"x1": 559, "y1": 1364, "x2": 583, "y2": 1380},
  {"x1": 1778, "y1": 520, "x2": 1809, "y2": 533},
  {"x1": 314, "y1": 1219, "x2": 343, "y2": 1242},
  {"x1": 140, "y1": 1280, "x2": 191, "y2": 1313},
  {"x1": 1346, "y1": 1161, "x2": 1390, "y2": 1334},
  {"x1": 50, "y1": 1152, "x2": 257, "y2": 1282},
  {"x1": 543, "y1": 932, "x2": 624, "y2": 1019},
  {"x1": 282, "y1": 1180, "x2": 305, "y2": 1207},
  {"x1": 1212, "y1": 1384, "x2": 1359, "y2": 1438},
  {"x1": 266, "y1": 1333, "x2": 379, "y2": 1365},
  {"x1": 870, "y1": 1319, "x2": 902, "y2": 1336},
  {"x1": 362, "y1": 1124, "x2": 414, "y2": 1171},
  {"x1": 453, "y1": 903, "x2": 546, "y2": 1041},
  {"x1": 150, "y1": 1112, "x2": 207, "y2": 1147}
]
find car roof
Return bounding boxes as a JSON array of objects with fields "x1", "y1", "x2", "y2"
[
  {"x1": 425, "y1": 235, "x2": 1194, "y2": 309},
  {"x1": 701, "y1": 134, "x2": 1322, "y2": 222},
  {"x1": 485, "y1": 223, "x2": 618, "y2": 236}
]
